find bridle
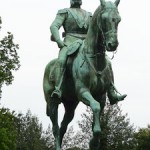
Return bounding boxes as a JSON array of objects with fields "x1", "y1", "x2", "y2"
[
  {"x1": 96, "y1": 12, "x2": 107, "y2": 52},
  {"x1": 96, "y1": 8, "x2": 118, "y2": 57}
]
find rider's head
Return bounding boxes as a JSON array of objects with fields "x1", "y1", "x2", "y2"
[{"x1": 70, "y1": 0, "x2": 82, "y2": 8}]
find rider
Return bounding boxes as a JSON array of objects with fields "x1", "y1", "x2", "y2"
[{"x1": 50, "y1": 0, "x2": 126, "y2": 104}]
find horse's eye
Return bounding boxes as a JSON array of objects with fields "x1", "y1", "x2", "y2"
[{"x1": 102, "y1": 13, "x2": 108, "y2": 21}]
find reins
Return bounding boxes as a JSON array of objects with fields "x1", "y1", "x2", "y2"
[
  {"x1": 80, "y1": 5, "x2": 119, "y2": 75},
  {"x1": 96, "y1": 8, "x2": 118, "y2": 60}
]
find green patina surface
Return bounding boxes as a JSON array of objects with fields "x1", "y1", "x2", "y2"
[{"x1": 43, "y1": 0, "x2": 127, "y2": 149}]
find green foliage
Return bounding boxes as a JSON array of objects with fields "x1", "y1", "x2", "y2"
[
  {"x1": 62, "y1": 126, "x2": 76, "y2": 150},
  {"x1": 0, "y1": 17, "x2": 20, "y2": 98},
  {"x1": 76, "y1": 103, "x2": 136, "y2": 150},
  {"x1": 134, "y1": 125, "x2": 150, "y2": 150},
  {"x1": 99, "y1": 104, "x2": 136, "y2": 150},
  {"x1": 42, "y1": 125, "x2": 54, "y2": 149},
  {"x1": 1, "y1": 105, "x2": 144, "y2": 150},
  {"x1": 66, "y1": 147, "x2": 81, "y2": 150},
  {"x1": 15, "y1": 110, "x2": 50, "y2": 150},
  {"x1": 0, "y1": 108, "x2": 17, "y2": 150},
  {"x1": 0, "y1": 107, "x2": 54, "y2": 150}
]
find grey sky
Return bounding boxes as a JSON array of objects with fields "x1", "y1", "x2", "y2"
[{"x1": 0, "y1": 0, "x2": 150, "y2": 129}]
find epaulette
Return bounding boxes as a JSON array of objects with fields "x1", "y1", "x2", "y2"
[{"x1": 57, "y1": 8, "x2": 68, "y2": 15}]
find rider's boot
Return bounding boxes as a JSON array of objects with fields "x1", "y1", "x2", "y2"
[
  {"x1": 51, "y1": 67, "x2": 65, "y2": 101},
  {"x1": 107, "y1": 83, "x2": 127, "y2": 105}
]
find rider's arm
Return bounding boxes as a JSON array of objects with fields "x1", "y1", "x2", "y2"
[{"x1": 50, "y1": 9, "x2": 67, "y2": 48}]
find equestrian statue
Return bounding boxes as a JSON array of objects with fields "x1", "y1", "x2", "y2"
[{"x1": 43, "y1": 0, "x2": 127, "y2": 149}]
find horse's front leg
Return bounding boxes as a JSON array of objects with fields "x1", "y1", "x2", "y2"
[
  {"x1": 48, "y1": 101, "x2": 60, "y2": 150},
  {"x1": 79, "y1": 90, "x2": 101, "y2": 150}
]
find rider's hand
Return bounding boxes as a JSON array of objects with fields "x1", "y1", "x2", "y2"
[{"x1": 57, "y1": 39, "x2": 65, "y2": 48}]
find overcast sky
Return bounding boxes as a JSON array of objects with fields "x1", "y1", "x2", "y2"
[{"x1": 0, "y1": 0, "x2": 150, "y2": 130}]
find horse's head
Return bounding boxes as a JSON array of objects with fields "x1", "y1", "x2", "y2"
[{"x1": 98, "y1": 0, "x2": 121, "y2": 52}]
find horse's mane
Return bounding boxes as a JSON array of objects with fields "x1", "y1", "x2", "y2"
[
  {"x1": 91, "y1": 5, "x2": 102, "y2": 31},
  {"x1": 88, "y1": 5, "x2": 103, "y2": 51}
]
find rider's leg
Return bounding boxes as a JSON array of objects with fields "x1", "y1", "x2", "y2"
[
  {"x1": 105, "y1": 56, "x2": 127, "y2": 105},
  {"x1": 51, "y1": 47, "x2": 68, "y2": 99},
  {"x1": 107, "y1": 83, "x2": 127, "y2": 105}
]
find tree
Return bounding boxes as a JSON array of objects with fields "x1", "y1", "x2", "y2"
[
  {"x1": 41, "y1": 124, "x2": 54, "y2": 149},
  {"x1": 75, "y1": 103, "x2": 136, "y2": 150},
  {"x1": 134, "y1": 125, "x2": 150, "y2": 150},
  {"x1": 15, "y1": 110, "x2": 50, "y2": 150},
  {"x1": 0, "y1": 17, "x2": 20, "y2": 98},
  {"x1": 46, "y1": 125, "x2": 79, "y2": 150},
  {"x1": 99, "y1": 104, "x2": 136, "y2": 150},
  {"x1": 0, "y1": 107, "x2": 55, "y2": 150},
  {"x1": 66, "y1": 147, "x2": 81, "y2": 150},
  {"x1": 0, "y1": 107, "x2": 18, "y2": 150},
  {"x1": 61, "y1": 126, "x2": 76, "y2": 150}
]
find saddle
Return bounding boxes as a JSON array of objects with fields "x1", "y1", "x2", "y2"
[{"x1": 67, "y1": 39, "x2": 83, "y2": 56}]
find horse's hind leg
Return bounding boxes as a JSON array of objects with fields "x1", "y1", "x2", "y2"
[
  {"x1": 59, "y1": 100, "x2": 78, "y2": 146},
  {"x1": 48, "y1": 101, "x2": 60, "y2": 150}
]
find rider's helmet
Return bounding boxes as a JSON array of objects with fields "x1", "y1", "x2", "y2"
[{"x1": 70, "y1": 0, "x2": 82, "y2": 7}]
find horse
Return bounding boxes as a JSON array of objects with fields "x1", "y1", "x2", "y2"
[{"x1": 43, "y1": 0, "x2": 122, "y2": 149}]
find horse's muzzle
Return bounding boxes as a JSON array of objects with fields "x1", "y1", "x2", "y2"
[{"x1": 106, "y1": 41, "x2": 119, "y2": 52}]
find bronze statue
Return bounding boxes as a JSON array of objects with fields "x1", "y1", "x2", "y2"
[
  {"x1": 43, "y1": 0, "x2": 127, "y2": 149},
  {"x1": 50, "y1": 0, "x2": 92, "y2": 100}
]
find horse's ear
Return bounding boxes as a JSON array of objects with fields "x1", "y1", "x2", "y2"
[
  {"x1": 114, "y1": 0, "x2": 120, "y2": 6},
  {"x1": 100, "y1": 0, "x2": 105, "y2": 7}
]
